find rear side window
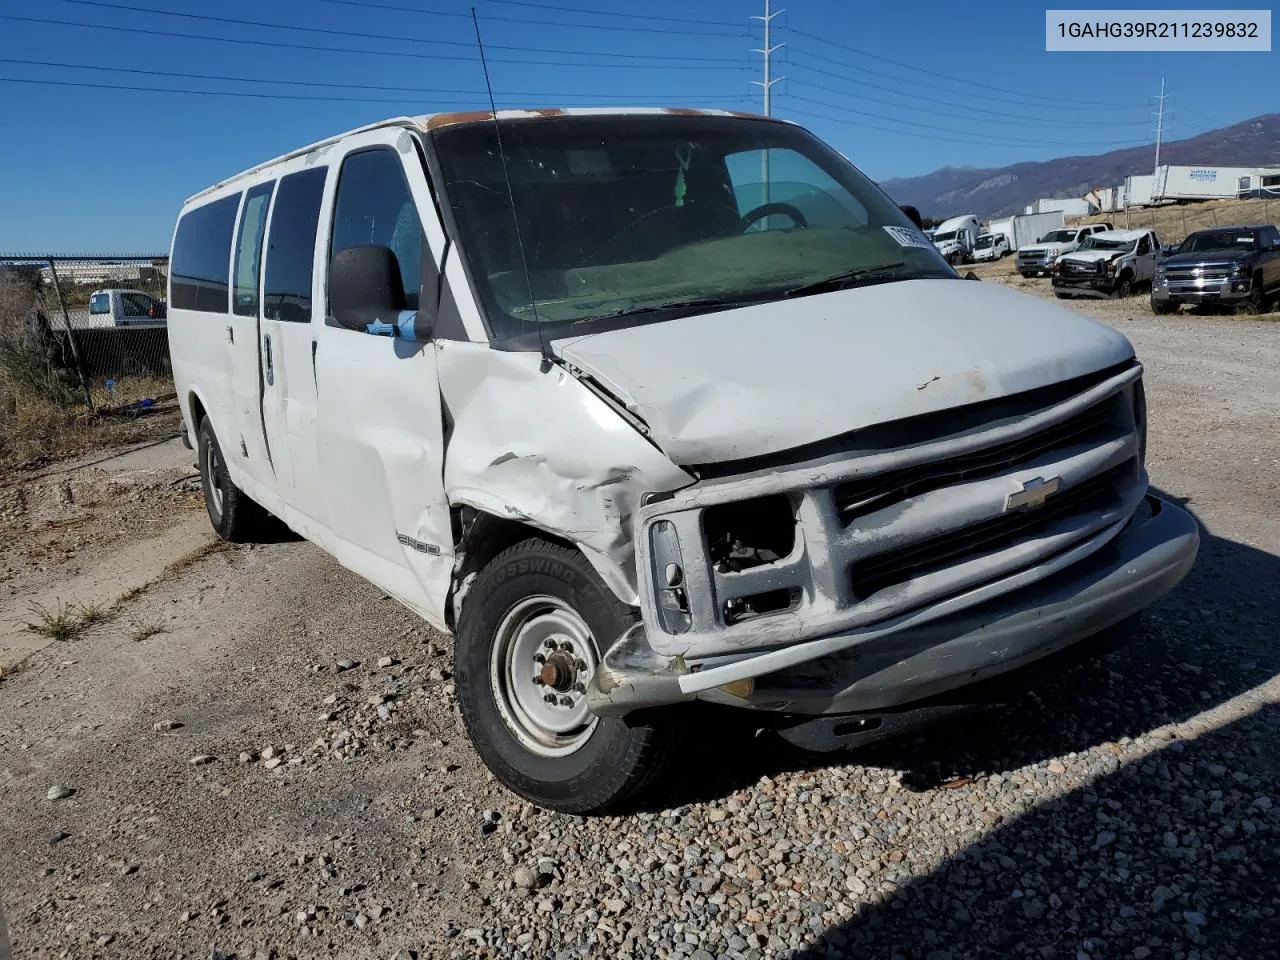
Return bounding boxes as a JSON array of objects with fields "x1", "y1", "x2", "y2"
[
  {"x1": 171, "y1": 193, "x2": 240, "y2": 312},
  {"x1": 329, "y1": 148, "x2": 424, "y2": 318},
  {"x1": 234, "y1": 181, "x2": 275, "y2": 317},
  {"x1": 264, "y1": 167, "x2": 327, "y2": 323},
  {"x1": 89, "y1": 293, "x2": 110, "y2": 315},
  {"x1": 120, "y1": 293, "x2": 152, "y2": 317}
]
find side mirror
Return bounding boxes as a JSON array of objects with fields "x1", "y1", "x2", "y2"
[
  {"x1": 898, "y1": 204, "x2": 924, "y2": 230},
  {"x1": 329, "y1": 244, "x2": 430, "y2": 339},
  {"x1": 964, "y1": 271, "x2": 981, "y2": 281}
]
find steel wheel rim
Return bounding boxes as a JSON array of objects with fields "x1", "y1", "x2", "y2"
[
  {"x1": 489, "y1": 595, "x2": 599, "y2": 758},
  {"x1": 202, "y1": 440, "x2": 224, "y2": 519}
]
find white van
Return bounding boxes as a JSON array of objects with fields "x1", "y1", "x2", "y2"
[{"x1": 168, "y1": 108, "x2": 1198, "y2": 813}]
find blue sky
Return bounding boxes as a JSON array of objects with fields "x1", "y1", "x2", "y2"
[{"x1": 1, "y1": 0, "x2": 1275, "y2": 252}]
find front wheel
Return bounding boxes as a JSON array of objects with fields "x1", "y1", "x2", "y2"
[
  {"x1": 454, "y1": 538, "x2": 677, "y2": 813},
  {"x1": 1151, "y1": 299, "x2": 1176, "y2": 315},
  {"x1": 1239, "y1": 281, "x2": 1267, "y2": 315},
  {"x1": 1115, "y1": 275, "x2": 1134, "y2": 298}
]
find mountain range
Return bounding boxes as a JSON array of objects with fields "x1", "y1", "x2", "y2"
[{"x1": 879, "y1": 113, "x2": 1280, "y2": 219}]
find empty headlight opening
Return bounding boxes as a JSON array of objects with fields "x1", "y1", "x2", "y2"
[{"x1": 703, "y1": 494, "x2": 797, "y2": 573}]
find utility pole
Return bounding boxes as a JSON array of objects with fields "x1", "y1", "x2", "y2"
[
  {"x1": 1153, "y1": 77, "x2": 1166, "y2": 176},
  {"x1": 751, "y1": 0, "x2": 784, "y2": 201}
]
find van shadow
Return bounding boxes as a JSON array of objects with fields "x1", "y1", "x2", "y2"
[{"x1": 649, "y1": 487, "x2": 1280, "y2": 811}]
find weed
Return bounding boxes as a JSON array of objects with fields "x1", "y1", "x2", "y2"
[
  {"x1": 129, "y1": 620, "x2": 167, "y2": 643},
  {"x1": 25, "y1": 599, "x2": 114, "y2": 642}
]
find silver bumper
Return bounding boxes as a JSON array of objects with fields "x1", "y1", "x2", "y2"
[{"x1": 588, "y1": 494, "x2": 1198, "y2": 717}]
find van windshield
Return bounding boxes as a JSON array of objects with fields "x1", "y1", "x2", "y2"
[{"x1": 432, "y1": 114, "x2": 954, "y2": 340}]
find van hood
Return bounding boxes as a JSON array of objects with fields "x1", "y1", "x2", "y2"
[{"x1": 553, "y1": 279, "x2": 1134, "y2": 465}]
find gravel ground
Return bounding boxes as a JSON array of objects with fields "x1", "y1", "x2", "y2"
[{"x1": 0, "y1": 291, "x2": 1277, "y2": 960}]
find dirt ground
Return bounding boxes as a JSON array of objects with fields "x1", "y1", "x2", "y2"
[{"x1": 0, "y1": 282, "x2": 1277, "y2": 960}]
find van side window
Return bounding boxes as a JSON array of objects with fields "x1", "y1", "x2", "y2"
[
  {"x1": 329, "y1": 148, "x2": 424, "y2": 321},
  {"x1": 233, "y1": 181, "x2": 275, "y2": 317},
  {"x1": 171, "y1": 193, "x2": 240, "y2": 312},
  {"x1": 89, "y1": 293, "x2": 110, "y2": 315},
  {"x1": 264, "y1": 167, "x2": 327, "y2": 323}
]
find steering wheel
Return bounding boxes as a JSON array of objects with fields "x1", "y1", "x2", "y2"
[{"x1": 741, "y1": 201, "x2": 809, "y2": 232}]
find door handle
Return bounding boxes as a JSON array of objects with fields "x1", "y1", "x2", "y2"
[
  {"x1": 225, "y1": 325, "x2": 234, "y2": 344},
  {"x1": 263, "y1": 334, "x2": 274, "y2": 386}
]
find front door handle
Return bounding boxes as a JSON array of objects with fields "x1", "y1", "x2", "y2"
[{"x1": 263, "y1": 334, "x2": 274, "y2": 386}]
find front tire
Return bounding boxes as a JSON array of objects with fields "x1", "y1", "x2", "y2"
[
  {"x1": 454, "y1": 538, "x2": 677, "y2": 813},
  {"x1": 197, "y1": 417, "x2": 265, "y2": 542},
  {"x1": 1115, "y1": 274, "x2": 1134, "y2": 298},
  {"x1": 1239, "y1": 279, "x2": 1267, "y2": 315},
  {"x1": 1151, "y1": 299, "x2": 1176, "y2": 315}
]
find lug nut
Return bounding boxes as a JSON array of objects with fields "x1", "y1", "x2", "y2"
[
  {"x1": 543, "y1": 639, "x2": 557, "y2": 650},
  {"x1": 558, "y1": 695, "x2": 574, "y2": 707},
  {"x1": 543, "y1": 694, "x2": 557, "y2": 704},
  {"x1": 533, "y1": 653, "x2": 545, "y2": 664}
]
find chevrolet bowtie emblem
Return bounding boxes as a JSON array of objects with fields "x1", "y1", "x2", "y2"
[{"x1": 1006, "y1": 475, "x2": 1062, "y2": 512}]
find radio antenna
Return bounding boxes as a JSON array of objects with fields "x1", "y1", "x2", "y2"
[{"x1": 471, "y1": 8, "x2": 550, "y2": 368}]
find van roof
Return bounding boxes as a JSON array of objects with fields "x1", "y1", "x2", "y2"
[{"x1": 184, "y1": 107, "x2": 774, "y2": 205}]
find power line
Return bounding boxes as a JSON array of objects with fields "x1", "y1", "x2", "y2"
[
  {"x1": 782, "y1": 105, "x2": 1145, "y2": 152},
  {"x1": 314, "y1": 0, "x2": 748, "y2": 37},
  {"x1": 0, "y1": 58, "x2": 751, "y2": 102},
  {"x1": 51, "y1": 0, "x2": 744, "y2": 63},
  {"x1": 780, "y1": 92, "x2": 1151, "y2": 148},
  {"x1": 787, "y1": 51, "x2": 1150, "y2": 120},
  {"x1": 4, "y1": 15, "x2": 744, "y2": 70},
  {"x1": 784, "y1": 73, "x2": 1149, "y2": 130},
  {"x1": 484, "y1": 0, "x2": 742, "y2": 27},
  {"x1": 0, "y1": 74, "x2": 751, "y2": 108},
  {"x1": 785, "y1": 25, "x2": 1151, "y2": 110}
]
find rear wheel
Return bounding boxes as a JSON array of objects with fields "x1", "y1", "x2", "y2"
[
  {"x1": 454, "y1": 538, "x2": 677, "y2": 813},
  {"x1": 197, "y1": 417, "x2": 265, "y2": 542}
]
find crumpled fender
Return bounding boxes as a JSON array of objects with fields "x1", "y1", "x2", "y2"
[{"x1": 435, "y1": 340, "x2": 694, "y2": 604}]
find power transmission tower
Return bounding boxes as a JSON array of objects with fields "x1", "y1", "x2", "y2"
[
  {"x1": 751, "y1": 0, "x2": 784, "y2": 202},
  {"x1": 1153, "y1": 77, "x2": 1167, "y2": 175},
  {"x1": 750, "y1": 0, "x2": 785, "y2": 116}
]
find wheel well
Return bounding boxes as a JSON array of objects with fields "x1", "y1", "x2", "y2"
[
  {"x1": 188, "y1": 391, "x2": 207, "y2": 430},
  {"x1": 446, "y1": 509, "x2": 576, "y2": 631}
]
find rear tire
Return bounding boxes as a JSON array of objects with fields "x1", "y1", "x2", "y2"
[
  {"x1": 454, "y1": 538, "x2": 677, "y2": 813},
  {"x1": 197, "y1": 417, "x2": 265, "y2": 543}
]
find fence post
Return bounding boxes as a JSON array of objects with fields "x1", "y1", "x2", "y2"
[{"x1": 46, "y1": 258, "x2": 95, "y2": 412}]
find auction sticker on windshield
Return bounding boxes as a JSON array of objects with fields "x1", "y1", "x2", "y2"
[{"x1": 883, "y1": 225, "x2": 933, "y2": 249}]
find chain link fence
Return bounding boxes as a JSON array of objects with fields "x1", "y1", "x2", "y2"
[
  {"x1": 1078, "y1": 197, "x2": 1280, "y2": 245},
  {"x1": 0, "y1": 256, "x2": 173, "y2": 418}
]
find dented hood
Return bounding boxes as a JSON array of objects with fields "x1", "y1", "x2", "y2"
[{"x1": 553, "y1": 278, "x2": 1133, "y2": 465}]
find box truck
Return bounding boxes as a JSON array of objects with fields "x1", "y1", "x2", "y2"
[
  {"x1": 1154, "y1": 165, "x2": 1257, "y2": 202},
  {"x1": 1124, "y1": 174, "x2": 1155, "y2": 208},
  {"x1": 984, "y1": 211, "x2": 1066, "y2": 254}
]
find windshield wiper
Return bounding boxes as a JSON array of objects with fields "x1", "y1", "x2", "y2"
[
  {"x1": 783, "y1": 262, "x2": 907, "y2": 298},
  {"x1": 590, "y1": 295, "x2": 760, "y2": 323}
]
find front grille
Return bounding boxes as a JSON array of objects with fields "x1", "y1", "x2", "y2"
[
  {"x1": 848, "y1": 460, "x2": 1132, "y2": 601},
  {"x1": 1163, "y1": 268, "x2": 1230, "y2": 283},
  {"x1": 833, "y1": 393, "x2": 1123, "y2": 523},
  {"x1": 1061, "y1": 260, "x2": 1100, "y2": 276}
]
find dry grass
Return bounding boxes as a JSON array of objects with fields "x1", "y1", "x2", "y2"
[
  {"x1": 25, "y1": 600, "x2": 113, "y2": 642},
  {"x1": 129, "y1": 620, "x2": 167, "y2": 643},
  {"x1": 1075, "y1": 197, "x2": 1280, "y2": 244}
]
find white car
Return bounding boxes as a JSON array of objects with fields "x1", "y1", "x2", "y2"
[
  {"x1": 167, "y1": 108, "x2": 1198, "y2": 812},
  {"x1": 971, "y1": 233, "x2": 1010, "y2": 262},
  {"x1": 1052, "y1": 229, "x2": 1162, "y2": 299}
]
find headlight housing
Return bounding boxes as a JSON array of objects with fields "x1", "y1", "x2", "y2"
[
  {"x1": 1050, "y1": 248, "x2": 1061, "y2": 257},
  {"x1": 1229, "y1": 260, "x2": 1249, "y2": 275}
]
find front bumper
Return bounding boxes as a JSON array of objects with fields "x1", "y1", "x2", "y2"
[
  {"x1": 1152, "y1": 275, "x2": 1251, "y2": 304},
  {"x1": 588, "y1": 494, "x2": 1197, "y2": 717},
  {"x1": 1052, "y1": 273, "x2": 1117, "y2": 297}
]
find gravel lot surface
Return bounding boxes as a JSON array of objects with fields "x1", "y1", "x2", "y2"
[{"x1": 0, "y1": 283, "x2": 1277, "y2": 960}]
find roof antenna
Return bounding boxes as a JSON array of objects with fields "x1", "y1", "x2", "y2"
[{"x1": 471, "y1": 8, "x2": 551, "y2": 371}]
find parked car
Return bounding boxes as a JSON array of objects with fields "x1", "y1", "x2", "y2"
[
  {"x1": 168, "y1": 108, "x2": 1198, "y2": 812},
  {"x1": 87, "y1": 289, "x2": 167, "y2": 327},
  {"x1": 1017, "y1": 223, "x2": 1113, "y2": 277},
  {"x1": 971, "y1": 232, "x2": 1010, "y2": 262},
  {"x1": 1052, "y1": 228, "x2": 1161, "y2": 299},
  {"x1": 1151, "y1": 224, "x2": 1280, "y2": 315}
]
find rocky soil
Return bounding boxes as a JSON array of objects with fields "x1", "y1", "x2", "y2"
[{"x1": 0, "y1": 300, "x2": 1277, "y2": 960}]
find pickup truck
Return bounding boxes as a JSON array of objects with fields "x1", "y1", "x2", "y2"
[
  {"x1": 1016, "y1": 223, "x2": 1113, "y2": 277},
  {"x1": 86, "y1": 289, "x2": 167, "y2": 328},
  {"x1": 1052, "y1": 228, "x2": 1161, "y2": 299},
  {"x1": 971, "y1": 232, "x2": 1010, "y2": 262},
  {"x1": 1151, "y1": 224, "x2": 1280, "y2": 315}
]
